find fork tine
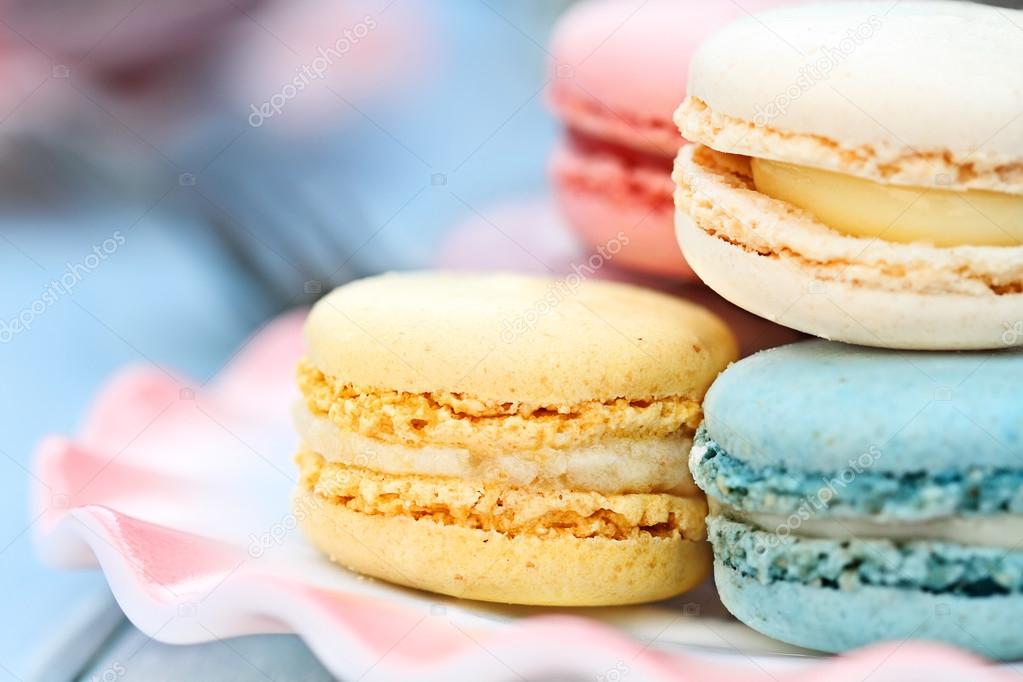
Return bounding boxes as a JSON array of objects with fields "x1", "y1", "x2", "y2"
[
  {"x1": 197, "y1": 165, "x2": 370, "y2": 305},
  {"x1": 289, "y1": 179, "x2": 370, "y2": 285}
]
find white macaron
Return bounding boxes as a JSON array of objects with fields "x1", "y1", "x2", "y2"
[{"x1": 673, "y1": 0, "x2": 1023, "y2": 350}]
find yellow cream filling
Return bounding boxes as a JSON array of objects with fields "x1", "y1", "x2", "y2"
[{"x1": 751, "y1": 158, "x2": 1023, "y2": 247}]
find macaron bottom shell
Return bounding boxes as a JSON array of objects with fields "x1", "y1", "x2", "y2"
[
  {"x1": 714, "y1": 558, "x2": 1023, "y2": 660},
  {"x1": 297, "y1": 489, "x2": 712, "y2": 607},
  {"x1": 709, "y1": 515, "x2": 1023, "y2": 659},
  {"x1": 672, "y1": 145, "x2": 1023, "y2": 350},
  {"x1": 675, "y1": 209, "x2": 1020, "y2": 350},
  {"x1": 296, "y1": 449, "x2": 714, "y2": 607}
]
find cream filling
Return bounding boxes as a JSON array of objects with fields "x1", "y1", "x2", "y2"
[
  {"x1": 751, "y1": 157, "x2": 1023, "y2": 247},
  {"x1": 293, "y1": 404, "x2": 696, "y2": 495},
  {"x1": 713, "y1": 500, "x2": 1023, "y2": 549}
]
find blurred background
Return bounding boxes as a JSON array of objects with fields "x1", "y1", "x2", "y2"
[{"x1": 1, "y1": 0, "x2": 1020, "y2": 679}]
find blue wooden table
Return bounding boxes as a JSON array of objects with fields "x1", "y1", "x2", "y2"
[{"x1": 29, "y1": 590, "x2": 335, "y2": 681}]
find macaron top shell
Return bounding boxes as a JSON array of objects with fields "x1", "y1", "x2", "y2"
[
  {"x1": 549, "y1": 0, "x2": 790, "y2": 155},
  {"x1": 305, "y1": 271, "x2": 737, "y2": 404},
  {"x1": 703, "y1": 340, "x2": 1023, "y2": 473},
  {"x1": 686, "y1": 1, "x2": 1023, "y2": 167}
]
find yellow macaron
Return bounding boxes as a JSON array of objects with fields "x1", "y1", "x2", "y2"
[{"x1": 293, "y1": 271, "x2": 737, "y2": 605}]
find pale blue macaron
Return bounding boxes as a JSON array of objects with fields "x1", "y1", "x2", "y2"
[{"x1": 692, "y1": 340, "x2": 1023, "y2": 660}]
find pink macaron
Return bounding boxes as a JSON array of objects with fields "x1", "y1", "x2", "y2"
[{"x1": 548, "y1": 0, "x2": 797, "y2": 279}]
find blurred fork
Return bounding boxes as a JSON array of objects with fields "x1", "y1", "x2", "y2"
[
  {"x1": 191, "y1": 165, "x2": 372, "y2": 312},
  {"x1": 0, "y1": 132, "x2": 373, "y2": 310}
]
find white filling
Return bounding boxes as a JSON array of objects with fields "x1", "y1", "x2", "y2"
[
  {"x1": 714, "y1": 501, "x2": 1023, "y2": 549},
  {"x1": 293, "y1": 404, "x2": 696, "y2": 495}
]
